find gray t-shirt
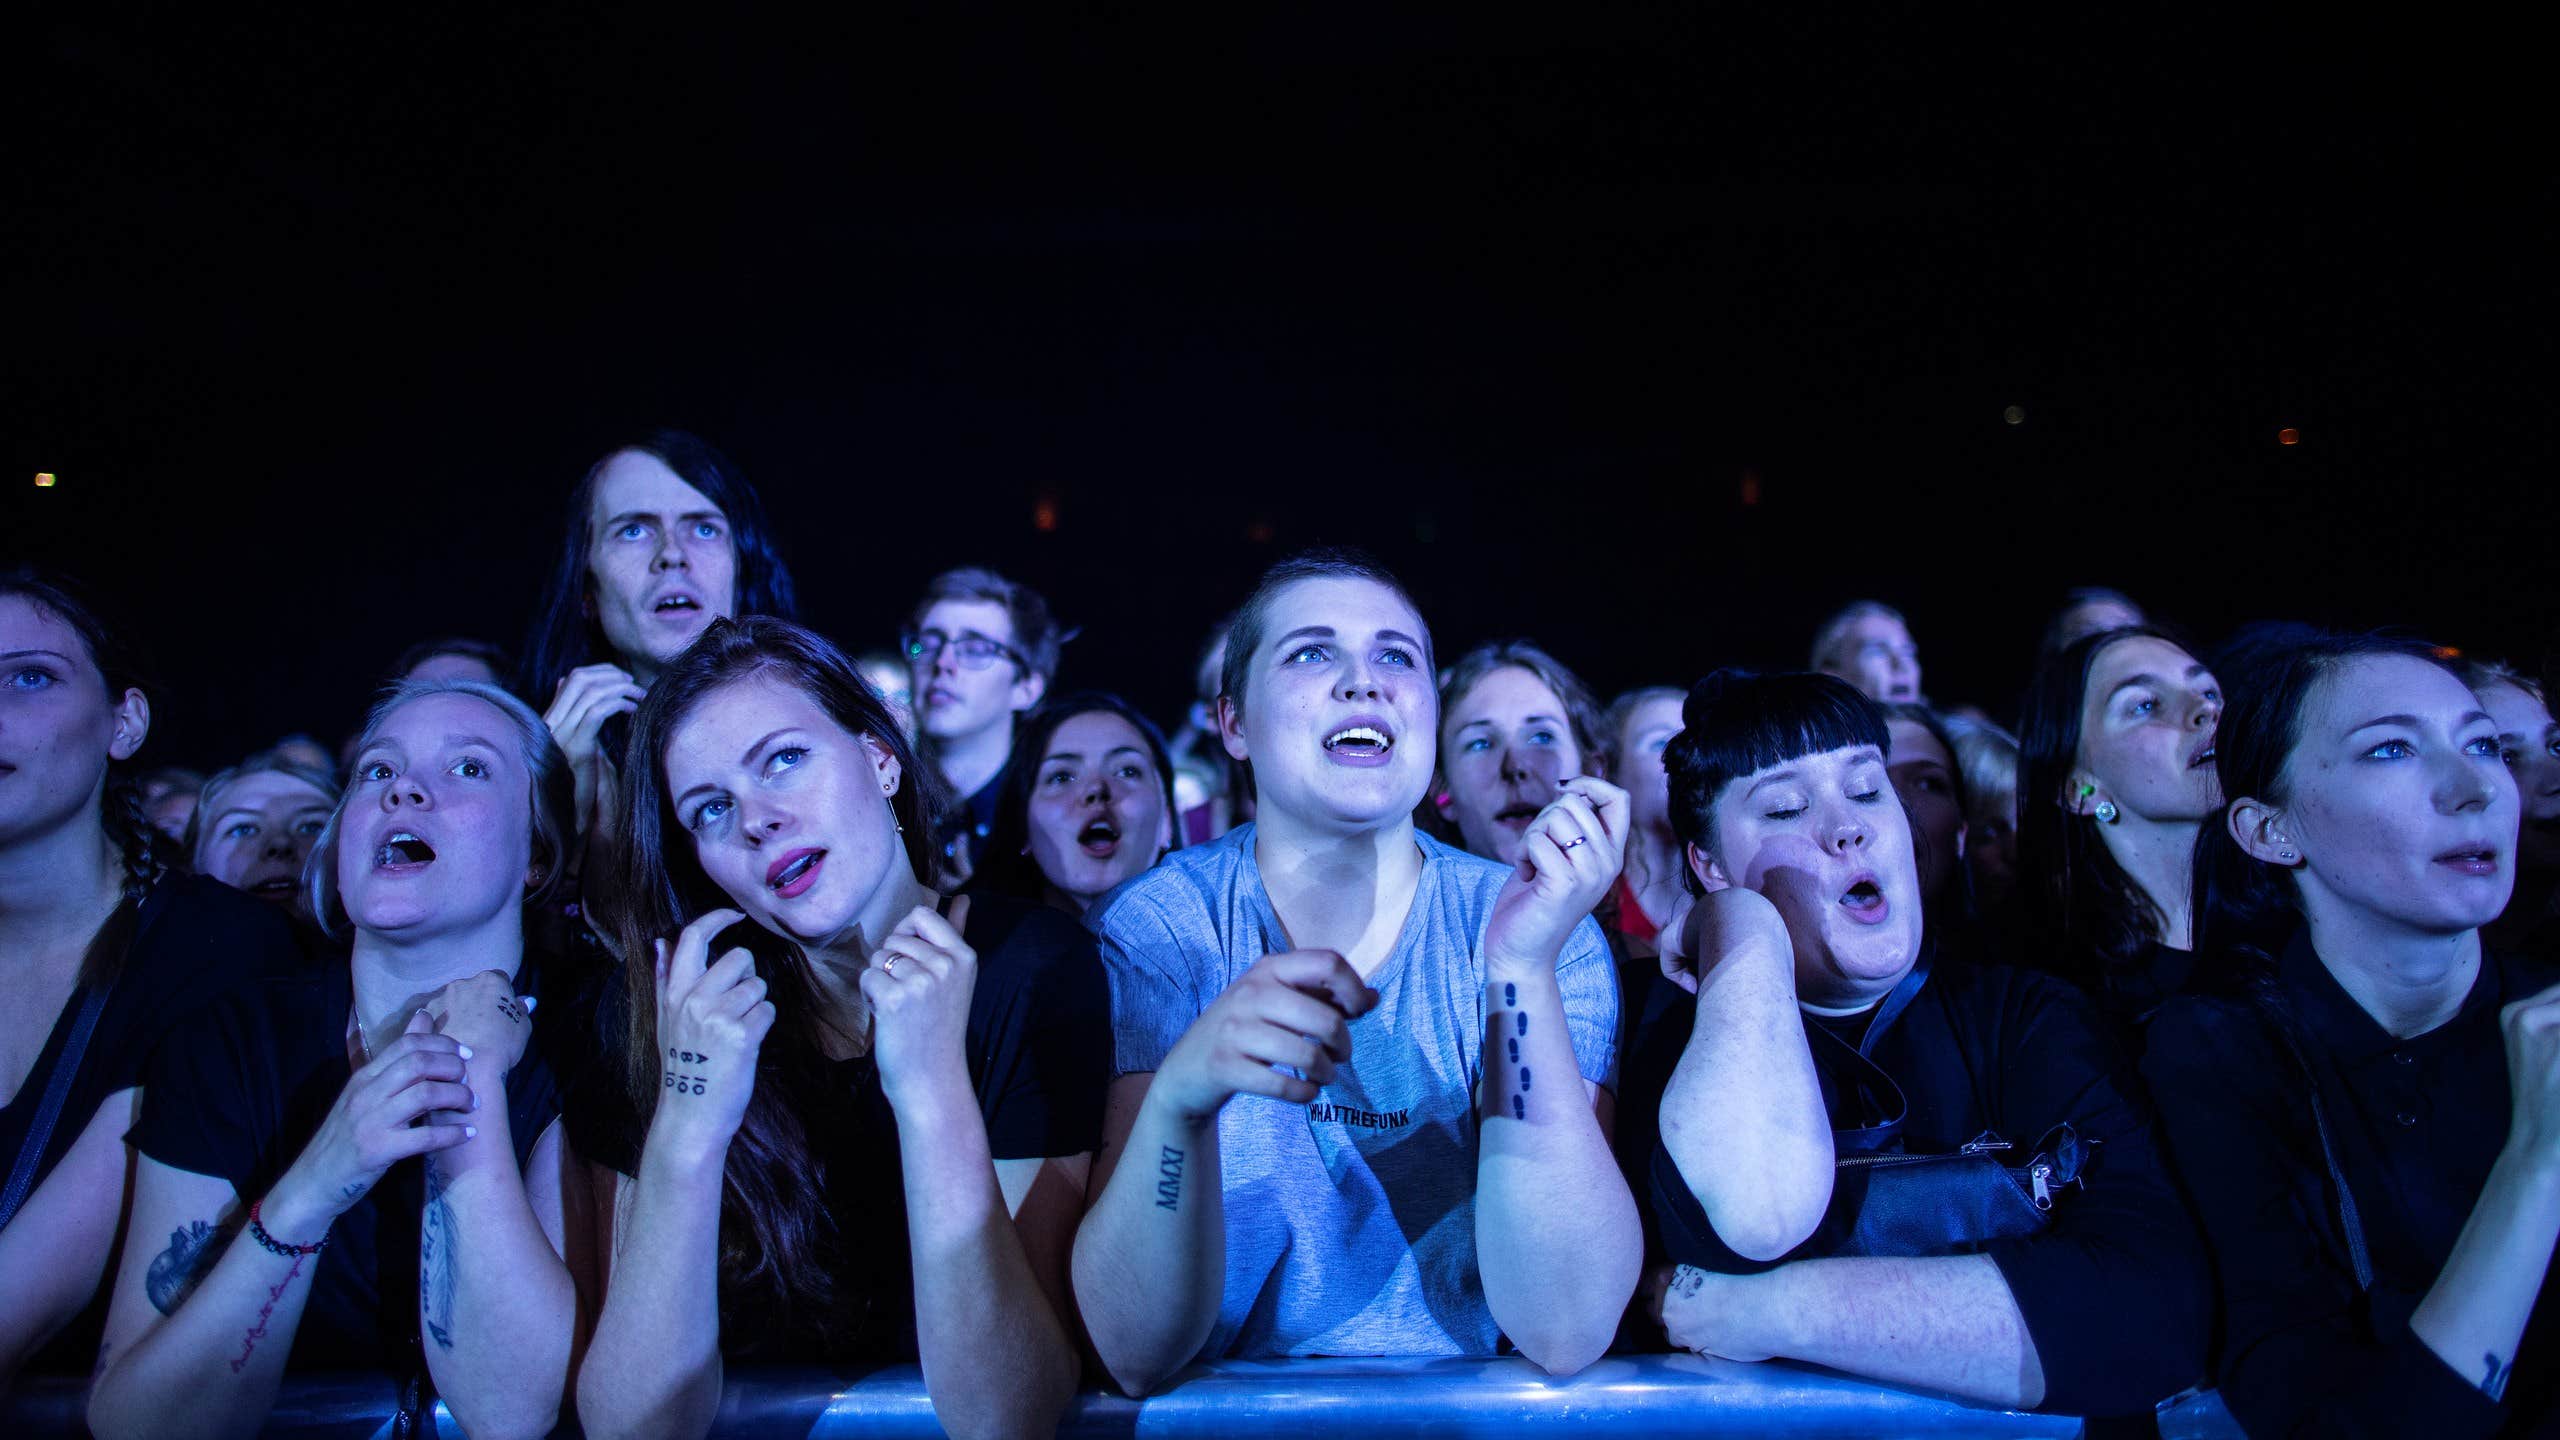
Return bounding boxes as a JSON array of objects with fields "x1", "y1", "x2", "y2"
[{"x1": 1092, "y1": 822, "x2": 1620, "y2": 1359}]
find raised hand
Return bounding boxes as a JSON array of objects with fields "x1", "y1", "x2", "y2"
[
  {"x1": 268, "y1": 1010, "x2": 476, "y2": 1229},
  {"x1": 1485, "y1": 776, "x2": 1630, "y2": 977},
  {"x1": 2501, "y1": 977, "x2": 2560, "y2": 1166},
  {"x1": 1151, "y1": 949, "x2": 1377, "y2": 1123},
  {"x1": 863, "y1": 897, "x2": 979, "y2": 1110},
  {"x1": 543, "y1": 663, "x2": 647, "y2": 825},
  {"x1": 425, "y1": 968, "x2": 534, "y2": 1075},
  {"x1": 650, "y1": 908, "x2": 774, "y2": 1159},
  {"x1": 1660, "y1": 886, "x2": 1795, "y2": 995}
]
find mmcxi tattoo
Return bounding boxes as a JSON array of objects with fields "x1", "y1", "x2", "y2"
[
  {"x1": 1153, "y1": 1145, "x2": 1186, "y2": 1211},
  {"x1": 419, "y1": 1157, "x2": 458, "y2": 1349},
  {"x1": 2482, "y1": 1350, "x2": 2512, "y2": 1401},
  {"x1": 145, "y1": 1219, "x2": 225, "y2": 1316}
]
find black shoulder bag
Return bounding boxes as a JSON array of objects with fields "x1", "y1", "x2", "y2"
[{"x1": 1656, "y1": 952, "x2": 2089, "y2": 1269}]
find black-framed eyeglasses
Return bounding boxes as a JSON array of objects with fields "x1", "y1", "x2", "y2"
[{"x1": 902, "y1": 628, "x2": 1027, "y2": 674}]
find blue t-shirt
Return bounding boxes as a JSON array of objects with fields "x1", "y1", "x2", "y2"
[{"x1": 1091, "y1": 823, "x2": 1619, "y2": 1359}]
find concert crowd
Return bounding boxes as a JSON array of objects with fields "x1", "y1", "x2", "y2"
[{"x1": 2, "y1": 431, "x2": 2554, "y2": 1438}]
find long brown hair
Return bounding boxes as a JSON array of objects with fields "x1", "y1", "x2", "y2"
[{"x1": 606, "y1": 616, "x2": 946, "y2": 1338}]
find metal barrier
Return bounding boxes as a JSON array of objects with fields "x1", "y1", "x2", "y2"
[{"x1": 7, "y1": 1355, "x2": 2084, "y2": 1436}]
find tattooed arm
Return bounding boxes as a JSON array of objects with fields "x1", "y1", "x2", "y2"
[
  {"x1": 1474, "y1": 780, "x2": 1642, "y2": 1376},
  {"x1": 90, "y1": 1020, "x2": 475, "y2": 1440},
  {"x1": 414, "y1": 975, "x2": 575, "y2": 1440},
  {"x1": 416, "y1": 1112, "x2": 575, "y2": 1440},
  {"x1": 0, "y1": 1088, "x2": 140, "y2": 1392},
  {"x1": 85, "y1": 1158, "x2": 299, "y2": 1440},
  {"x1": 575, "y1": 912, "x2": 766, "y2": 1440},
  {"x1": 1073, "y1": 949, "x2": 1372, "y2": 1397}
]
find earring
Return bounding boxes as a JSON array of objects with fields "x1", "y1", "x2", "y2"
[
  {"x1": 2093, "y1": 800, "x2": 2119, "y2": 825},
  {"x1": 2279, "y1": 849, "x2": 2298, "y2": 863}
]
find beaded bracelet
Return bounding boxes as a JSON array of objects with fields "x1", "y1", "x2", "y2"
[{"x1": 245, "y1": 1198, "x2": 330, "y2": 1258}]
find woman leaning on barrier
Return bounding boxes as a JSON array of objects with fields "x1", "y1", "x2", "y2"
[
  {"x1": 2146, "y1": 635, "x2": 2558, "y2": 1436},
  {"x1": 568, "y1": 617, "x2": 1107, "y2": 1440},
  {"x1": 89, "y1": 681, "x2": 581, "y2": 1440},
  {"x1": 1646, "y1": 670, "x2": 2208, "y2": 1418},
  {"x1": 1071, "y1": 550, "x2": 1639, "y2": 1395}
]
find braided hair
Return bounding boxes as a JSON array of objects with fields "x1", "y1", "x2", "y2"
[{"x1": 1, "y1": 569, "x2": 169, "y2": 980}]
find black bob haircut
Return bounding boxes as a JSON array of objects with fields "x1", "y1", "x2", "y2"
[{"x1": 1664, "y1": 668, "x2": 1891, "y2": 894}]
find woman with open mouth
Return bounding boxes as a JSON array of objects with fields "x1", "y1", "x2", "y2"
[
  {"x1": 2019, "y1": 624, "x2": 2225, "y2": 1033},
  {"x1": 1072, "y1": 549, "x2": 1640, "y2": 1396},
  {"x1": 2149, "y1": 634, "x2": 2559, "y2": 1436},
  {"x1": 1433, "y1": 641, "x2": 1610, "y2": 870},
  {"x1": 1648, "y1": 668, "x2": 2208, "y2": 1421},
  {"x1": 2458, "y1": 656, "x2": 2560, "y2": 958},
  {"x1": 977, "y1": 691, "x2": 1182, "y2": 918},
  {"x1": 91, "y1": 679, "x2": 580, "y2": 1440},
  {"x1": 187, "y1": 756, "x2": 340, "y2": 930},
  {"x1": 0, "y1": 573, "x2": 304, "y2": 1390},
  {"x1": 571, "y1": 617, "x2": 1108, "y2": 1440}
]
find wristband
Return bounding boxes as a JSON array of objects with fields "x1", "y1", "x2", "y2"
[{"x1": 245, "y1": 1198, "x2": 330, "y2": 1258}]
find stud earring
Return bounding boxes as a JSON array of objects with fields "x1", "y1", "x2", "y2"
[
  {"x1": 2280, "y1": 849, "x2": 2298, "y2": 862},
  {"x1": 2094, "y1": 800, "x2": 2119, "y2": 825}
]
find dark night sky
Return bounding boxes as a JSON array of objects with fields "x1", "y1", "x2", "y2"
[{"x1": 6, "y1": 10, "x2": 2552, "y2": 769}]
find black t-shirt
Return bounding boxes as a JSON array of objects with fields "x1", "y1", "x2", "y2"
[
  {"x1": 2144, "y1": 934, "x2": 2559, "y2": 1439},
  {"x1": 3, "y1": 875, "x2": 301, "y2": 1372},
  {"x1": 1643, "y1": 955, "x2": 2211, "y2": 1417},
  {"x1": 569, "y1": 891, "x2": 1110, "y2": 1365},
  {"x1": 129, "y1": 961, "x2": 563, "y2": 1375}
]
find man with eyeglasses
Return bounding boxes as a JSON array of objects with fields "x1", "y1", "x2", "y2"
[{"x1": 903, "y1": 567, "x2": 1063, "y2": 881}]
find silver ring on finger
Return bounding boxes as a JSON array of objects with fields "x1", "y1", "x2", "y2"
[
  {"x1": 1559, "y1": 835, "x2": 1590, "y2": 851},
  {"x1": 881, "y1": 954, "x2": 900, "y2": 978}
]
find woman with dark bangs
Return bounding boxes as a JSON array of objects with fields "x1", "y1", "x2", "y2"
[
  {"x1": 570, "y1": 618, "x2": 1106, "y2": 1440},
  {"x1": 0, "y1": 572, "x2": 301, "y2": 1388},
  {"x1": 2147, "y1": 635, "x2": 2558, "y2": 1437},
  {"x1": 2018, "y1": 625, "x2": 2225, "y2": 1031},
  {"x1": 1649, "y1": 670, "x2": 2206, "y2": 1418},
  {"x1": 977, "y1": 692, "x2": 1182, "y2": 918}
]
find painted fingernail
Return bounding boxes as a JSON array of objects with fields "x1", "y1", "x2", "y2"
[
  {"x1": 471, "y1": 1091, "x2": 482, "y2": 1111},
  {"x1": 464, "y1": 1126, "x2": 479, "y2": 1139}
]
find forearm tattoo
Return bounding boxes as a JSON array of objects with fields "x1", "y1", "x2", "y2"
[
  {"x1": 145, "y1": 1219, "x2": 226, "y2": 1316},
  {"x1": 1487, "y1": 981, "x2": 1534, "y2": 1122},
  {"x1": 229, "y1": 1257, "x2": 307, "y2": 1373},
  {"x1": 2483, "y1": 1351, "x2": 2513, "y2": 1401},
  {"x1": 419, "y1": 1157, "x2": 457, "y2": 1350},
  {"x1": 1153, "y1": 1146, "x2": 1185, "y2": 1212},
  {"x1": 664, "y1": 1046, "x2": 710, "y2": 1097}
]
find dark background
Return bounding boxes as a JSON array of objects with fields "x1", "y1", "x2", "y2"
[{"x1": 7, "y1": 10, "x2": 2552, "y2": 769}]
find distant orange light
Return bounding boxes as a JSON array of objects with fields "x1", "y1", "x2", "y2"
[
  {"x1": 2277, "y1": 427, "x2": 2300, "y2": 446},
  {"x1": 33, "y1": 472, "x2": 57, "y2": 488},
  {"x1": 1738, "y1": 470, "x2": 1762, "y2": 507},
  {"x1": 1032, "y1": 497, "x2": 1059, "y2": 532},
  {"x1": 1245, "y1": 517, "x2": 1276, "y2": 544}
]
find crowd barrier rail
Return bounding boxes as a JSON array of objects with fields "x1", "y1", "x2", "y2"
[{"x1": 6, "y1": 1354, "x2": 2089, "y2": 1436}]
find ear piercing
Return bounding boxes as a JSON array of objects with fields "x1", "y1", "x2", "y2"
[
  {"x1": 2280, "y1": 849, "x2": 2298, "y2": 863},
  {"x1": 2093, "y1": 800, "x2": 2119, "y2": 825}
]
